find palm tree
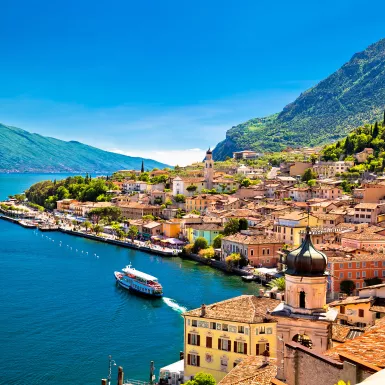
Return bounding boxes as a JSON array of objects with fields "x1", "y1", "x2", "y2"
[
  {"x1": 267, "y1": 277, "x2": 285, "y2": 291},
  {"x1": 127, "y1": 226, "x2": 139, "y2": 242}
]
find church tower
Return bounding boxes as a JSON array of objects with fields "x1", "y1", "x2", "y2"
[
  {"x1": 272, "y1": 227, "x2": 337, "y2": 380},
  {"x1": 204, "y1": 148, "x2": 214, "y2": 189}
]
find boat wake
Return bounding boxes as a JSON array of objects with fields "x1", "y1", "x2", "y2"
[{"x1": 162, "y1": 297, "x2": 187, "y2": 314}]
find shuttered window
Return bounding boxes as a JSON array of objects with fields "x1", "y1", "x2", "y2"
[
  {"x1": 256, "y1": 343, "x2": 270, "y2": 356},
  {"x1": 218, "y1": 338, "x2": 231, "y2": 351},
  {"x1": 234, "y1": 341, "x2": 247, "y2": 354},
  {"x1": 187, "y1": 354, "x2": 200, "y2": 367},
  {"x1": 188, "y1": 333, "x2": 200, "y2": 346},
  {"x1": 206, "y1": 336, "x2": 212, "y2": 348}
]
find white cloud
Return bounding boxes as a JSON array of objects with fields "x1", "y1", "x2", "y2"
[{"x1": 109, "y1": 147, "x2": 208, "y2": 167}]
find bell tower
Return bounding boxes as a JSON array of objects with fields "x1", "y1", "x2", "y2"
[
  {"x1": 204, "y1": 148, "x2": 214, "y2": 189},
  {"x1": 271, "y1": 227, "x2": 337, "y2": 380}
]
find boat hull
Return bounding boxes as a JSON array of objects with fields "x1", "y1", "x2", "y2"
[{"x1": 114, "y1": 272, "x2": 163, "y2": 297}]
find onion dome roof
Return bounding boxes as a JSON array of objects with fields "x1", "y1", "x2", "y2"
[{"x1": 285, "y1": 227, "x2": 327, "y2": 276}]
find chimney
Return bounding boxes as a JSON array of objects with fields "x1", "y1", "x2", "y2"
[
  {"x1": 117, "y1": 366, "x2": 124, "y2": 385},
  {"x1": 201, "y1": 304, "x2": 206, "y2": 317}
]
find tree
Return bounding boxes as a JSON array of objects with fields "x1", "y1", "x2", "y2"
[
  {"x1": 238, "y1": 218, "x2": 248, "y2": 231},
  {"x1": 193, "y1": 237, "x2": 209, "y2": 253},
  {"x1": 186, "y1": 185, "x2": 198, "y2": 193},
  {"x1": 127, "y1": 226, "x2": 139, "y2": 241},
  {"x1": 225, "y1": 253, "x2": 241, "y2": 267},
  {"x1": 199, "y1": 246, "x2": 215, "y2": 259},
  {"x1": 92, "y1": 224, "x2": 103, "y2": 235},
  {"x1": 310, "y1": 154, "x2": 317, "y2": 165},
  {"x1": 340, "y1": 280, "x2": 356, "y2": 295},
  {"x1": 141, "y1": 160, "x2": 144, "y2": 173},
  {"x1": 267, "y1": 277, "x2": 285, "y2": 291},
  {"x1": 164, "y1": 199, "x2": 173, "y2": 207},
  {"x1": 82, "y1": 221, "x2": 91, "y2": 232},
  {"x1": 184, "y1": 372, "x2": 216, "y2": 385},
  {"x1": 142, "y1": 214, "x2": 155, "y2": 221},
  {"x1": 223, "y1": 218, "x2": 240, "y2": 235},
  {"x1": 302, "y1": 168, "x2": 317, "y2": 182},
  {"x1": 213, "y1": 234, "x2": 223, "y2": 249},
  {"x1": 240, "y1": 178, "x2": 251, "y2": 187},
  {"x1": 174, "y1": 194, "x2": 186, "y2": 203},
  {"x1": 88, "y1": 206, "x2": 122, "y2": 224},
  {"x1": 373, "y1": 121, "x2": 379, "y2": 138},
  {"x1": 364, "y1": 277, "x2": 382, "y2": 287}
]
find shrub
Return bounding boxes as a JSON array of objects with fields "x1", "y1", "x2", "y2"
[
  {"x1": 199, "y1": 247, "x2": 215, "y2": 259},
  {"x1": 193, "y1": 237, "x2": 209, "y2": 253}
]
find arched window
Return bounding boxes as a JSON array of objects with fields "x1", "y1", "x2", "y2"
[
  {"x1": 299, "y1": 290, "x2": 306, "y2": 308},
  {"x1": 292, "y1": 334, "x2": 312, "y2": 349}
]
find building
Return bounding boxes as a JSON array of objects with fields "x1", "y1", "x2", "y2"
[
  {"x1": 186, "y1": 223, "x2": 224, "y2": 245},
  {"x1": 182, "y1": 295, "x2": 279, "y2": 382},
  {"x1": 122, "y1": 180, "x2": 149, "y2": 193},
  {"x1": 273, "y1": 211, "x2": 320, "y2": 246},
  {"x1": 205, "y1": 148, "x2": 214, "y2": 190},
  {"x1": 353, "y1": 203, "x2": 385, "y2": 224},
  {"x1": 56, "y1": 199, "x2": 78, "y2": 212},
  {"x1": 233, "y1": 150, "x2": 261, "y2": 160},
  {"x1": 162, "y1": 220, "x2": 181, "y2": 238},
  {"x1": 355, "y1": 147, "x2": 374, "y2": 163},
  {"x1": 172, "y1": 176, "x2": 206, "y2": 196},
  {"x1": 272, "y1": 227, "x2": 338, "y2": 380},
  {"x1": 185, "y1": 194, "x2": 240, "y2": 214},
  {"x1": 313, "y1": 161, "x2": 354, "y2": 178},
  {"x1": 289, "y1": 162, "x2": 313, "y2": 177},
  {"x1": 119, "y1": 202, "x2": 162, "y2": 219},
  {"x1": 353, "y1": 182, "x2": 385, "y2": 203},
  {"x1": 221, "y1": 233, "x2": 284, "y2": 267}
]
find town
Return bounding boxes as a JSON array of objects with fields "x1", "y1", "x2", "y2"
[{"x1": 1, "y1": 145, "x2": 385, "y2": 385}]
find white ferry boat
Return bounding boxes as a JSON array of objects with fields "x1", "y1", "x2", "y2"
[{"x1": 114, "y1": 264, "x2": 163, "y2": 297}]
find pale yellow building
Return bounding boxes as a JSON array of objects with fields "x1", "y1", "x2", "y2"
[{"x1": 182, "y1": 295, "x2": 279, "y2": 383}]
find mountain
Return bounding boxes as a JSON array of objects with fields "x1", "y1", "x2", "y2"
[
  {"x1": 0, "y1": 123, "x2": 169, "y2": 173},
  {"x1": 213, "y1": 38, "x2": 385, "y2": 160}
]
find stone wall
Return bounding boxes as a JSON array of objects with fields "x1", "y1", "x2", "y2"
[{"x1": 285, "y1": 342, "x2": 375, "y2": 385}]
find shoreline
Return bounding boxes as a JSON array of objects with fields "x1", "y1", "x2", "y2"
[{"x1": 0, "y1": 214, "x2": 254, "y2": 280}]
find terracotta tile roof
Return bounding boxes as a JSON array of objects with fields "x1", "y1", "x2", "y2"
[
  {"x1": 324, "y1": 323, "x2": 385, "y2": 368},
  {"x1": 218, "y1": 356, "x2": 277, "y2": 385},
  {"x1": 187, "y1": 223, "x2": 224, "y2": 231},
  {"x1": 277, "y1": 211, "x2": 308, "y2": 221},
  {"x1": 183, "y1": 295, "x2": 279, "y2": 324},
  {"x1": 331, "y1": 324, "x2": 365, "y2": 343},
  {"x1": 178, "y1": 177, "x2": 206, "y2": 183},
  {"x1": 223, "y1": 233, "x2": 283, "y2": 245},
  {"x1": 341, "y1": 232, "x2": 385, "y2": 241},
  {"x1": 355, "y1": 203, "x2": 385, "y2": 209},
  {"x1": 329, "y1": 296, "x2": 373, "y2": 307},
  {"x1": 328, "y1": 254, "x2": 385, "y2": 263},
  {"x1": 370, "y1": 298, "x2": 385, "y2": 314},
  {"x1": 313, "y1": 213, "x2": 342, "y2": 221}
]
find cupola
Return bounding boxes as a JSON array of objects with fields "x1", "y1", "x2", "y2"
[{"x1": 285, "y1": 227, "x2": 327, "y2": 277}]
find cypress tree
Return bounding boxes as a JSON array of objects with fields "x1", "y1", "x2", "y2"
[
  {"x1": 373, "y1": 121, "x2": 379, "y2": 138},
  {"x1": 141, "y1": 160, "x2": 144, "y2": 173}
]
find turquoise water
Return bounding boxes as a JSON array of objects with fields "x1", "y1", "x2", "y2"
[{"x1": 0, "y1": 174, "x2": 260, "y2": 384}]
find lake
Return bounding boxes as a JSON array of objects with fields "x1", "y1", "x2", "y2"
[{"x1": 0, "y1": 174, "x2": 260, "y2": 384}]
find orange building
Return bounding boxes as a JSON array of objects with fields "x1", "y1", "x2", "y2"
[
  {"x1": 221, "y1": 233, "x2": 284, "y2": 267},
  {"x1": 162, "y1": 220, "x2": 181, "y2": 238}
]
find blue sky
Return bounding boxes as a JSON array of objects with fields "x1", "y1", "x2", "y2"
[{"x1": 1, "y1": 0, "x2": 384, "y2": 165}]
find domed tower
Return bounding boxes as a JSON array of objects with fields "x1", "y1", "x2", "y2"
[
  {"x1": 272, "y1": 227, "x2": 337, "y2": 381},
  {"x1": 204, "y1": 148, "x2": 214, "y2": 189},
  {"x1": 284, "y1": 226, "x2": 328, "y2": 315}
]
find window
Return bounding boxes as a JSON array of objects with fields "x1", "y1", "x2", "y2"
[
  {"x1": 374, "y1": 270, "x2": 379, "y2": 277},
  {"x1": 340, "y1": 305, "x2": 345, "y2": 314},
  {"x1": 299, "y1": 291, "x2": 306, "y2": 308},
  {"x1": 382, "y1": 261, "x2": 385, "y2": 267},
  {"x1": 188, "y1": 333, "x2": 200, "y2": 346},
  {"x1": 256, "y1": 342, "x2": 270, "y2": 356},
  {"x1": 339, "y1": 272, "x2": 344, "y2": 279},
  {"x1": 262, "y1": 249, "x2": 265, "y2": 255},
  {"x1": 356, "y1": 282, "x2": 360, "y2": 289},
  {"x1": 210, "y1": 322, "x2": 217, "y2": 330},
  {"x1": 238, "y1": 326, "x2": 245, "y2": 334},
  {"x1": 363, "y1": 262, "x2": 366, "y2": 267},
  {"x1": 362, "y1": 271, "x2": 366, "y2": 278},
  {"x1": 234, "y1": 341, "x2": 247, "y2": 354},
  {"x1": 356, "y1": 272, "x2": 360, "y2": 278},
  {"x1": 267, "y1": 249, "x2": 270, "y2": 255},
  {"x1": 348, "y1": 272, "x2": 352, "y2": 278},
  {"x1": 348, "y1": 263, "x2": 352, "y2": 268},
  {"x1": 339, "y1": 263, "x2": 344, "y2": 268},
  {"x1": 382, "y1": 270, "x2": 385, "y2": 277},
  {"x1": 222, "y1": 323, "x2": 229, "y2": 332},
  {"x1": 356, "y1": 263, "x2": 360, "y2": 268},
  {"x1": 259, "y1": 326, "x2": 266, "y2": 334},
  {"x1": 206, "y1": 336, "x2": 212, "y2": 348},
  {"x1": 359, "y1": 309, "x2": 364, "y2": 318},
  {"x1": 218, "y1": 338, "x2": 231, "y2": 351},
  {"x1": 250, "y1": 249, "x2": 254, "y2": 257},
  {"x1": 187, "y1": 354, "x2": 200, "y2": 367},
  {"x1": 374, "y1": 262, "x2": 378, "y2": 267},
  {"x1": 192, "y1": 320, "x2": 198, "y2": 327}
]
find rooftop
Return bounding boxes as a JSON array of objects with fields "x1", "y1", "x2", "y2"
[
  {"x1": 218, "y1": 356, "x2": 277, "y2": 385},
  {"x1": 183, "y1": 295, "x2": 279, "y2": 324},
  {"x1": 222, "y1": 233, "x2": 283, "y2": 245}
]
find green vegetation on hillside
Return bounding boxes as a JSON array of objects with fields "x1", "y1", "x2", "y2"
[
  {"x1": 26, "y1": 175, "x2": 118, "y2": 210},
  {"x1": 0, "y1": 123, "x2": 168, "y2": 173},
  {"x1": 213, "y1": 38, "x2": 385, "y2": 159}
]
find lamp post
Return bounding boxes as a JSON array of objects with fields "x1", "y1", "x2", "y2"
[{"x1": 107, "y1": 355, "x2": 117, "y2": 385}]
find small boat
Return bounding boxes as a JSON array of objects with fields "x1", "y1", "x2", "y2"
[
  {"x1": 241, "y1": 275, "x2": 258, "y2": 282},
  {"x1": 114, "y1": 264, "x2": 163, "y2": 297}
]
